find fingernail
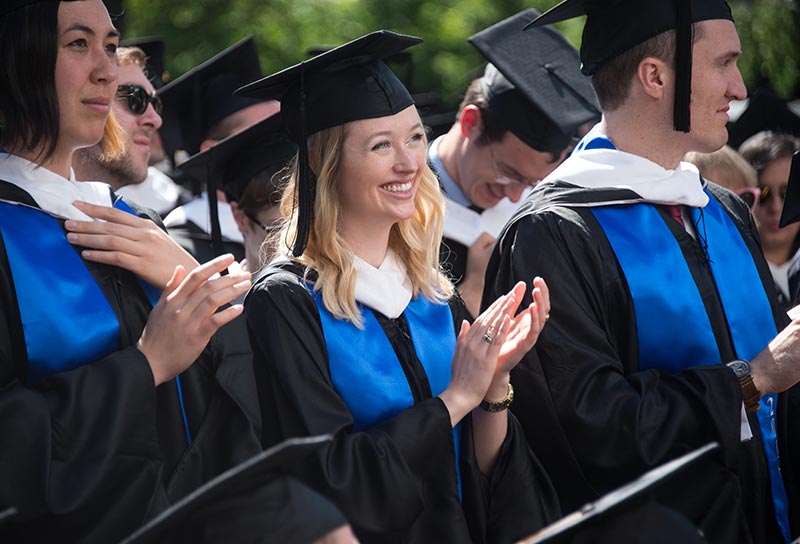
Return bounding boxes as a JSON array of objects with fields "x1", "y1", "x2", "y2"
[
  {"x1": 66, "y1": 232, "x2": 78, "y2": 241},
  {"x1": 73, "y1": 200, "x2": 85, "y2": 207},
  {"x1": 234, "y1": 280, "x2": 251, "y2": 289},
  {"x1": 65, "y1": 220, "x2": 76, "y2": 229}
]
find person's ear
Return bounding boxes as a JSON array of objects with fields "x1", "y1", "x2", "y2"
[
  {"x1": 229, "y1": 201, "x2": 249, "y2": 236},
  {"x1": 636, "y1": 56, "x2": 670, "y2": 100},
  {"x1": 459, "y1": 105, "x2": 483, "y2": 139}
]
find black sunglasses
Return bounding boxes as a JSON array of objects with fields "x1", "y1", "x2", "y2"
[
  {"x1": 758, "y1": 184, "x2": 788, "y2": 206},
  {"x1": 115, "y1": 84, "x2": 163, "y2": 116}
]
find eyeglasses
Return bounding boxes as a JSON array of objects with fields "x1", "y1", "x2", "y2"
[
  {"x1": 115, "y1": 84, "x2": 163, "y2": 116},
  {"x1": 757, "y1": 184, "x2": 788, "y2": 206},
  {"x1": 488, "y1": 145, "x2": 537, "y2": 188},
  {"x1": 245, "y1": 211, "x2": 281, "y2": 234}
]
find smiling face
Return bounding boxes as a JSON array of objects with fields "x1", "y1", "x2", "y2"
[
  {"x1": 457, "y1": 129, "x2": 564, "y2": 209},
  {"x1": 55, "y1": 0, "x2": 119, "y2": 155},
  {"x1": 336, "y1": 105, "x2": 427, "y2": 240},
  {"x1": 683, "y1": 19, "x2": 747, "y2": 153}
]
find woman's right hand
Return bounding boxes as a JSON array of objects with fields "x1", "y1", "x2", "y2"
[
  {"x1": 137, "y1": 254, "x2": 252, "y2": 386},
  {"x1": 439, "y1": 288, "x2": 520, "y2": 426}
]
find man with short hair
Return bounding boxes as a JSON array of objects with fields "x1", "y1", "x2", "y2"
[
  {"x1": 74, "y1": 46, "x2": 161, "y2": 189},
  {"x1": 486, "y1": 1, "x2": 800, "y2": 541},
  {"x1": 430, "y1": 9, "x2": 599, "y2": 315},
  {"x1": 159, "y1": 37, "x2": 280, "y2": 263}
]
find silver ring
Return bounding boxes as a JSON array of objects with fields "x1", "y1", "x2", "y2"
[{"x1": 483, "y1": 333, "x2": 493, "y2": 344}]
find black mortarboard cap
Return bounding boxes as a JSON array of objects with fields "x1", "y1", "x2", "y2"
[
  {"x1": 778, "y1": 152, "x2": 800, "y2": 228},
  {"x1": 121, "y1": 36, "x2": 168, "y2": 88},
  {"x1": 526, "y1": 0, "x2": 734, "y2": 133},
  {"x1": 0, "y1": 507, "x2": 17, "y2": 525},
  {"x1": 177, "y1": 112, "x2": 297, "y2": 203},
  {"x1": 119, "y1": 435, "x2": 333, "y2": 544},
  {"x1": 235, "y1": 30, "x2": 420, "y2": 257},
  {"x1": 729, "y1": 87, "x2": 800, "y2": 149},
  {"x1": 158, "y1": 37, "x2": 264, "y2": 161},
  {"x1": 469, "y1": 9, "x2": 600, "y2": 155},
  {"x1": 518, "y1": 442, "x2": 719, "y2": 543},
  {"x1": 0, "y1": 0, "x2": 55, "y2": 17}
]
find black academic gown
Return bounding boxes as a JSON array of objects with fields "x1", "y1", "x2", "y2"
[
  {"x1": 167, "y1": 219, "x2": 245, "y2": 264},
  {"x1": 484, "y1": 180, "x2": 800, "y2": 543},
  {"x1": 440, "y1": 235, "x2": 469, "y2": 286},
  {"x1": 245, "y1": 262, "x2": 561, "y2": 544},
  {"x1": 0, "y1": 180, "x2": 343, "y2": 544}
]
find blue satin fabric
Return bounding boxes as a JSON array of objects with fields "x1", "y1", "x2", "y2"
[
  {"x1": 0, "y1": 202, "x2": 120, "y2": 384},
  {"x1": 593, "y1": 197, "x2": 789, "y2": 541},
  {"x1": 0, "y1": 199, "x2": 192, "y2": 446},
  {"x1": 311, "y1": 290, "x2": 462, "y2": 496}
]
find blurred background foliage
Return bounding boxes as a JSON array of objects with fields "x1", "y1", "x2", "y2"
[{"x1": 116, "y1": 0, "x2": 799, "y2": 108}]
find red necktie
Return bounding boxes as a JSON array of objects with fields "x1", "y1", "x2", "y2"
[{"x1": 663, "y1": 204, "x2": 685, "y2": 229}]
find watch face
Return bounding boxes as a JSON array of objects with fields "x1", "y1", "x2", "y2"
[{"x1": 728, "y1": 360, "x2": 750, "y2": 379}]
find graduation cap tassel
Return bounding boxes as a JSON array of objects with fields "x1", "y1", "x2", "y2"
[
  {"x1": 291, "y1": 60, "x2": 312, "y2": 258},
  {"x1": 206, "y1": 158, "x2": 225, "y2": 259},
  {"x1": 673, "y1": 0, "x2": 693, "y2": 133}
]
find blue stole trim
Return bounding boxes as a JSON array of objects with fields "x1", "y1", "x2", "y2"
[
  {"x1": 574, "y1": 123, "x2": 615, "y2": 153},
  {"x1": 111, "y1": 201, "x2": 192, "y2": 446},
  {"x1": 0, "y1": 199, "x2": 192, "y2": 446},
  {"x1": 0, "y1": 201, "x2": 119, "y2": 384},
  {"x1": 593, "y1": 197, "x2": 790, "y2": 541},
  {"x1": 310, "y1": 289, "x2": 462, "y2": 497}
]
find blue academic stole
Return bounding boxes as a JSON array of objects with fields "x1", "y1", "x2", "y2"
[
  {"x1": 592, "y1": 197, "x2": 790, "y2": 542},
  {"x1": 0, "y1": 199, "x2": 192, "y2": 445},
  {"x1": 310, "y1": 290, "x2": 463, "y2": 496}
]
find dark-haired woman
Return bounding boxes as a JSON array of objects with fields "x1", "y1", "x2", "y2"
[{"x1": 0, "y1": 2, "x2": 349, "y2": 543}]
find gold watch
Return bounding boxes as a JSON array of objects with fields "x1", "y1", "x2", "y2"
[{"x1": 479, "y1": 383, "x2": 514, "y2": 412}]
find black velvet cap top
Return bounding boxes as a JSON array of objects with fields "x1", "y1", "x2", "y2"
[
  {"x1": 235, "y1": 30, "x2": 421, "y2": 257},
  {"x1": 236, "y1": 30, "x2": 419, "y2": 140},
  {"x1": 157, "y1": 37, "x2": 264, "y2": 160},
  {"x1": 120, "y1": 36, "x2": 167, "y2": 88},
  {"x1": 728, "y1": 88, "x2": 800, "y2": 149},
  {"x1": 526, "y1": 0, "x2": 734, "y2": 132},
  {"x1": 177, "y1": 113, "x2": 296, "y2": 203},
  {"x1": 469, "y1": 8, "x2": 600, "y2": 155},
  {"x1": 0, "y1": 0, "x2": 55, "y2": 17}
]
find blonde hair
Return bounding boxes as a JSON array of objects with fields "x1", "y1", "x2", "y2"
[
  {"x1": 684, "y1": 145, "x2": 757, "y2": 191},
  {"x1": 278, "y1": 123, "x2": 453, "y2": 327},
  {"x1": 116, "y1": 46, "x2": 147, "y2": 70},
  {"x1": 93, "y1": 46, "x2": 148, "y2": 162},
  {"x1": 98, "y1": 108, "x2": 125, "y2": 160}
]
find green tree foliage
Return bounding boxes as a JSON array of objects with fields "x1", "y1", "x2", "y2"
[
  {"x1": 121, "y1": 0, "x2": 798, "y2": 109},
  {"x1": 731, "y1": 0, "x2": 800, "y2": 98},
  {"x1": 121, "y1": 0, "x2": 580, "y2": 107}
]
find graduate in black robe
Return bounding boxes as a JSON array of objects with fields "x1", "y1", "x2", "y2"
[
  {"x1": 239, "y1": 31, "x2": 561, "y2": 543},
  {"x1": 430, "y1": 9, "x2": 599, "y2": 313},
  {"x1": 485, "y1": 2, "x2": 800, "y2": 542},
  {"x1": 0, "y1": 2, "x2": 347, "y2": 542}
]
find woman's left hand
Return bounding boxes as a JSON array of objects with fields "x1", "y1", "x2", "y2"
[
  {"x1": 495, "y1": 276, "x2": 550, "y2": 375},
  {"x1": 65, "y1": 200, "x2": 200, "y2": 289}
]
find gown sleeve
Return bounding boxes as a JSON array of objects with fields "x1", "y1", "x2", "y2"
[
  {"x1": 245, "y1": 269, "x2": 457, "y2": 534},
  {"x1": 483, "y1": 203, "x2": 748, "y2": 510},
  {"x1": 0, "y1": 244, "x2": 164, "y2": 539},
  {"x1": 447, "y1": 294, "x2": 561, "y2": 543}
]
